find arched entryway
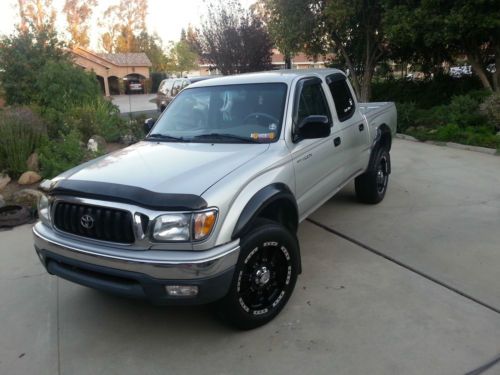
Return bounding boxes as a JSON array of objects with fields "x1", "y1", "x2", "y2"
[
  {"x1": 123, "y1": 73, "x2": 146, "y2": 94},
  {"x1": 108, "y1": 76, "x2": 121, "y2": 95},
  {"x1": 96, "y1": 75, "x2": 106, "y2": 95}
]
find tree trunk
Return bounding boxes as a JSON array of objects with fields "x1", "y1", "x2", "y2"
[
  {"x1": 332, "y1": 32, "x2": 361, "y2": 98},
  {"x1": 360, "y1": 66, "x2": 375, "y2": 102},
  {"x1": 468, "y1": 54, "x2": 493, "y2": 91}
]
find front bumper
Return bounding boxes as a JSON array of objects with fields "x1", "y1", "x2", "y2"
[{"x1": 33, "y1": 223, "x2": 240, "y2": 305}]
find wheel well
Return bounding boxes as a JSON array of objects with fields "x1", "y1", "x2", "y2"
[
  {"x1": 257, "y1": 198, "x2": 298, "y2": 234},
  {"x1": 379, "y1": 124, "x2": 392, "y2": 151}
]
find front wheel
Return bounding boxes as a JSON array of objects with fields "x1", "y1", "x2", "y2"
[
  {"x1": 355, "y1": 147, "x2": 390, "y2": 204},
  {"x1": 217, "y1": 220, "x2": 299, "y2": 330}
]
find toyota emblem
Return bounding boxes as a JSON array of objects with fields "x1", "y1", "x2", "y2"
[{"x1": 80, "y1": 214, "x2": 95, "y2": 229}]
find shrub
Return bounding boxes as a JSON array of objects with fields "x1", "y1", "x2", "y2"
[
  {"x1": 65, "y1": 99, "x2": 124, "y2": 142},
  {"x1": 39, "y1": 129, "x2": 86, "y2": 178},
  {"x1": 447, "y1": 94, "x2": 489, "y2": 128},
  {"x1": 480, "y1": 93, "x2": 500, "y2": 131},
  {"x1": 0, "y1": 106, "x2": 46, "y2": 177},
  {"x1": 36, "y1": 61, "x2": 102, "y2": 136},
  {"x1": 372, "y1": 75, "x2": 483, "y2": 109},
  {"x1": 395, "y1": 102, "x2": 418, "y2": 132}
]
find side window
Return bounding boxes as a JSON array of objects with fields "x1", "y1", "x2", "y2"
[
  {"x1": 181, "y1": 79, "x2": 190, "y2": 89},
  {"x1": 171, "y1": 80, "x2": 182, "y2": 96},
  {"x1": 328, "y1": 77, "x2": 355, "y2": 122},
  {"x1": 296, "y1": 82, "x2": 331, "y2": 126}
]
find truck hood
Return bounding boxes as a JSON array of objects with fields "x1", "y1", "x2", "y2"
[{"x1": 60, "y1": 141, "x2": 270, "y2": 196}]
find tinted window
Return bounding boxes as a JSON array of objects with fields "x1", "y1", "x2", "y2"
[
  {"x1": 296, "y1": 82, "x2": 330, "y2": 125},
  {"x1": 328, "y1": 78, "x2": 355, "y2": 121}
]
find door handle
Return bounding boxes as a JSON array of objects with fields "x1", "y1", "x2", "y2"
[
  {"x1": 359, "y1": 123, "x2": 364, "y2": 131},
  {"x1": 334, "y1": 137, "x2": 341, "y2": 147}
]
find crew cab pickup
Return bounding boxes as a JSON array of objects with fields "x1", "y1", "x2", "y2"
[{"x1": 34, "y1": 69, "x2": 396, "y2": 329}]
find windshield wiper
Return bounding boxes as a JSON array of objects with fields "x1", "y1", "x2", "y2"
[
  {"x1": 192, "y1": 133, "x2": 260, "y2": 143},
  {"x1": 146, "y1": 133, "x2": 187, "y2": 142}
]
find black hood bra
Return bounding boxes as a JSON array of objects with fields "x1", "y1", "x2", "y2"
[{"x1": 50, "y1": 179, "x2": 207, "y2": 211}]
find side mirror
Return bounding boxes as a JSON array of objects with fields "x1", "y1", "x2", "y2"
[
  {"x1": 143, "y1": 118, "x2": 155, "y2": 134},
  {"x1": 298, "y1": 115, "x2": 331, "y2": 139}
]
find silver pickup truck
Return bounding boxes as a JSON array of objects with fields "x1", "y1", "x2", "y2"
[{"x1": 34, "y1": 69, "x2": 396, "y2": 329}]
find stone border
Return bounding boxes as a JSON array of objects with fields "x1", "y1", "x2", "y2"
[{"x1": 395, "y1": 133, "x2": 499, "y2": 156}]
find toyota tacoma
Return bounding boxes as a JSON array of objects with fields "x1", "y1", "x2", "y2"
[{"x1": 34, "y1": 69, "x2": 396, "y2": 329}]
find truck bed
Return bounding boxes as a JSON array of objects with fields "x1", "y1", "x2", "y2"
[{"x1": 359, "y1": 102, "x2": 397, "y2": 134}]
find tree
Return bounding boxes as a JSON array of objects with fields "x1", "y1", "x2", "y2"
[
  {"x1": 0, "y1": 26, "x2": 67, "y2": 105},
  {"x1": 63, "y1": 0, "x2": 97, "y2": 48},
  {"x1": 99, "y1": 0, "x2": 147, "y2": 53},
  {"x1": 17, "y1": 0, "x2": 56, "y2": 33},
  {"x1": 199, "y1": 0, "x2": 273, "y2": 75},
  {"x1": 135, "y1": 31, "x2": 173, "y2": 72},
  {"x1": 384, "y1": 0, "x2": 499, "y2": 92},
  {"x1": 252, "y1": 0, "x2": 306, "y2": 69},
  {"x1": 170, "y1": 40, "x2": 198, "y2": 76},
  {"x1": 266, "y1": 0, "x2": 388, "y2": 101}
]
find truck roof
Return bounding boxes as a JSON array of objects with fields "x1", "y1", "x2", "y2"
[{"x1": 190, "y1": 68, "x2": 346, "y2": 87}]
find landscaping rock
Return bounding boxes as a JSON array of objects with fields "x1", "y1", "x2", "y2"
[
  {"x1": 0, "y1": 174, "x2": 11, "y2": 192},
  {"x1": 88, "y1": 135, "x2": 107, "y2": 152},
  {"x1": 12, "y1": 188, "x2": 43, "y2": 207},
  {"x1": 18, "y1": 171, "x2": 42, "y2": 185},
  {"x1": 26, "y1": 152, "x2": 40, "y2": 172},
  {"x1": 0, "y1": 194, "x2": 5, "y2": 208},
  {"x1": 121, "y1": 134, "x2": 137, "y2": 145}
]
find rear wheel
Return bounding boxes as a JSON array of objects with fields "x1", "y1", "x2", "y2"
[
  {"x1": 355, "y1": 147, "x2": 390, "y2": 204},
  {"x1": 217, "y1": 219, "x2": 299, "y2": 330}
]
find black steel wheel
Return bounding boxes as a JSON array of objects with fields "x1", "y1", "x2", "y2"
[
  {"x1": 217, "y1": 219, "x2": 299, "y2": 330},
  {"x1": 355, "y1": 147, "x2": 391, "y2": 204}
]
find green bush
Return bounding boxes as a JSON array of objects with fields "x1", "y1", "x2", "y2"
[
  {"x1": 372, "y1": 75, "x2": 483, "y2": 109},
  {"x1": 0, "y1": 106, "x2": 46, "y2": 177},
  {"x1": 395, "y1": 102, "x2": 418, "y2": 132},
  {"x1": 39, "y1": 129, "x2": 86, "y2": 178},
  {"x1": 480, "y1": 93, "x2": 500, "y2": 131},
  {"x1": 65, "y1": 99, "x2": 124, "y2": 142},
  {"x1": 36, "y1": 61, "x2": 102, "y2": 136},
  {"x1": 447, "y1": 94, "x2": 489, "y2": 128}
]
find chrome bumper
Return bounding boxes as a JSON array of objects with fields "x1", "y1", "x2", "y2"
[{"x1": 33, "y1": 223, "x2": 240, "y2": 280}]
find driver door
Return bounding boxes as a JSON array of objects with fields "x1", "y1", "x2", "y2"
[{"x1": 290, "y1": 77, "x2": 347, "y2": 218}]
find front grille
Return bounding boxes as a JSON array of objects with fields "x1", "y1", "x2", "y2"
[{"x1": 53, "y1": 202, "x2": 135, "y2": 244}]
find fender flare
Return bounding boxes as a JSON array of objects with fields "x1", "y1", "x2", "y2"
[
  {"x1": 232, "y1": 183, "x2": 298, "y2": 239},
  {"x1": 231, "y1": 183, "x2": 301, "y2": 273}
]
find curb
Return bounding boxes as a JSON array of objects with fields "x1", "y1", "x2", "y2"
[{"x1": 395, "y1": 133, "x2": 499, "y2": 156}]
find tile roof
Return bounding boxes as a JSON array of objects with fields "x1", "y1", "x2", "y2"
[{"x1": 97, "y1": 52, "x2": 152, "y2": 67}]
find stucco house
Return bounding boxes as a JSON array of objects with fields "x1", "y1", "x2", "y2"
[{"x1": 71, "y1": 46, "x2": 152, "y2": 96}]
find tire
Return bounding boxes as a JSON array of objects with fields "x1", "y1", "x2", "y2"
[
  {"x1": 216, "y1": 219, "x2": 299, "y2": 330},
  {"x1": 355, "y1": 147, "x2": 390, "y2": 204}
]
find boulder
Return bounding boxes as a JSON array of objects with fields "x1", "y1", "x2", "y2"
[
  {"x1": 0, "y1": 174, "x2": 11, "y2": 192},
  {"x1": 12, "y1": 188, "x2": 43, "y2": 207},
  {"x1": 88, "y1": 135, "x2": 107, "y2": 152},
  {"x1": 26, "y1": 152, "x2": 40, "y2": 172},
  {"x1": 0, "y1": 194, "x2": 5, "y2": 208},
  {"x1": 121, "y1": 134, "x2": 137, "y2": 145},
  {"x1": 18, "y1": 171, "x2": 42, "y2": 185}
]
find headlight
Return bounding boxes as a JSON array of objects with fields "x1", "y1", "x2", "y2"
[
  {"x1": 37, "y1": 195, "x2": 51, "y2": 226},
  {"x1": 152, "y1": 209, "x2": 218, "y2": 242}
]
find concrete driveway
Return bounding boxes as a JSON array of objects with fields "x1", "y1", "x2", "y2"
[
  {"x1": 1, "y1": 139, "x2": 500, "y2": 375},
  {"x1": 111, "y1": 94, "x2": 157, "y2": 114}
]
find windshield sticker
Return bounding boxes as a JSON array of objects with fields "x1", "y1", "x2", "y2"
[
  {"x1": 251, "y1": 132, "x2": 276, "y2": 141},
  {"x1": 269, "y1": 123, "x2": 277, "y2": 131}
]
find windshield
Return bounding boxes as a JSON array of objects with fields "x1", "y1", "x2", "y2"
[{"x1": 148, "y1": 83, "x2": 288, "y2": 143}]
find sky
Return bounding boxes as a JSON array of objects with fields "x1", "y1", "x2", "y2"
[{"x1": 0, "y1": 0, "x2": 254, "y2": 50}]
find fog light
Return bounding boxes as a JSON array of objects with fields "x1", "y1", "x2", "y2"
[{"x1": 165, "y1": 285, "x2": 199, "y2": 297}]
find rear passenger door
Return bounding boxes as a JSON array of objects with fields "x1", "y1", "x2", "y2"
[
  {"x1": 326, "y1": 74, "x2": 370, "y2": 175},
  {"x1": 290, "y1": 77, "x2": 347, "y2": 218}
]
